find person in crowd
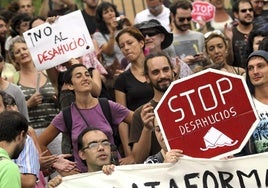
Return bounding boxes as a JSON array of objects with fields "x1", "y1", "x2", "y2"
[
  {"x1": 238, "y1": 50, "x2": 268, "y2": 155},
  {"x1": 136, "y1": 19, "x2": 192, "y2": 78},
  {"x1": 135, "y1": 0, "x2": 171, "y2": 32},
  {"x1": 47, "y1": 127, "x2": 112, "y2": 188},
  {"x1": 39, "y1": 0, "x2": 77, "y2": 18},
  {"x1": 209, "y1": 0, "x2": 234, "y2": 32},
  {"x1": 29, "y1": 16, "x2": 46, "y2": 28},
  {"x1": 0, "y1": 111, "x2": 28, "y2": 188},
  {"x1": 8, "y1": 36, "x2": 61, "y2": 159},
  {"x1": 93, "y1": 2, "x2": 127, "y2": 99},
  {"x1": 246, "y1": 29, "x2": 268, "y2": 57},
  {"x1": 0, "y1": 53, "x2": 28, "y2": 119},
  {"x1": 81, "y1": 0, "x2": 99, "y2": 35},
  {"x1": 38, "y1": 64, "x2": 133, "y2": 174},
  {"x1": 231, "y1": 0, "x2": 254, "y2": 68},
  {"x1": 250, "y1": 0, "x2": 265, "y2": 17},
  {"x1": 204, "y1": 30, "x2": 245, "y2": 75},
  {"x1": 5, "y1": 13, "x2": 31, "y2": 64},
  {"x1": 114, "y1": 26, "x2": 154, "y2": 111},
  {"x1": 258, "y1": 36, "x2": 268, "y2": 51},
  {"x1": 169, "y1": 0, "x2": 209, "y2": 73},
  {"x1": 0, "y1": 16, "x2": 8, "y2": 59},
  {"x1": 0, "y1": 90, "x2": 76, "y2": 187},
  {"x1": 130, "y1": 52, "x2": 174, "y2": 163},
  {"x1": 143, "y1": 118, "x2": 183, "y2": 164},
  {"x1": 114, "y1": 27, "x2": 154, "y2": 163},
  {"x1": 103, "y1": 117, "x2": 184, "y2": 175},
  {"x1": 18, "y1": 0, "x2": 35, "y2": 17}
]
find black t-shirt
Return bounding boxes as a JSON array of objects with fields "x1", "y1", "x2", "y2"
[{"x1": 81, "y1": 9, "x2": 97, "y2": 35}]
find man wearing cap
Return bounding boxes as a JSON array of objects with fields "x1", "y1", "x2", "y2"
[
  {"x1": 136, "y1": 19, "x2": 192, "y2": 78},
  {"x1": 239, "y1": 50, "x2": 268, "y2": 155},
  {"x1": 169, "y1": 0, "x2": 209, "y2": 73},
  {"x1": 134, "y1": 0, "x2": 171, "y2": 32}
]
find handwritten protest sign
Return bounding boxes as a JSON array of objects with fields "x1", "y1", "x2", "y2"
[
  {"x1": 23, "y1": 10, "x2": 94, "y2": 71},
  {"x1": 155, "y1": 69, "x2": 259, "y2": 159},
  {"x1": 57, "y1": 153, "x2": 268, "y2": 188}
]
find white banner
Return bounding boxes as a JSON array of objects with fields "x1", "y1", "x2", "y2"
[
  {"x1": 57, "y1": 153, "x2": 268, "y2": 188},
  {"x1": 23, "y1": 10, "x2": 94, "y2": 71}
]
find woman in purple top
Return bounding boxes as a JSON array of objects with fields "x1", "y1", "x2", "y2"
[{"x1": 38, "y1": 64, "x2": 133, "y2": 173}]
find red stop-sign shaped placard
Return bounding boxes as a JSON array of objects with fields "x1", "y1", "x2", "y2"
[
  {"x1": 155, "y1": 69, "x2": 259, "y2": 159},
  {"x1": 191, "y1": 1, "x2": 215, "y2": 22}
]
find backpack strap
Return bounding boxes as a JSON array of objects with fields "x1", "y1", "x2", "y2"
[
  {"x1": 98, "y1": 98, "x2": 113, "y2": 126},
  {"x1": 62, "y1": 106, "x2": 73, "y2": 150},
  {"x1": 63, "y1": 106, "x2": 72, "y2": 133}
]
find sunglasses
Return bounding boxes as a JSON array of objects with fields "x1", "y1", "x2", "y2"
[
  {"x1": 177, "y1": 17, "x2": 192, "y2": 22},
  {"x1": 240, "y1": 8, "x2": 253, "y2": 13},
  {"x1": 204, "y1": 30, "x2": 225, "y2": 39},
  {"x1": 142, "y1": 31, "x2": 160, "y2": 37}
]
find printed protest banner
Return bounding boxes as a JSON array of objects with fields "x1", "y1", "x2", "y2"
[
  {"x1": 154, "y1": 69, "x2": 259, "y2": 159},
  {"x1": 23, "y1": 10, "x2": 94, "y2": 71},
  {"x1": 57, "y1": 153, "x2": 268, "y2": 188},
  {"x1": 191, "y1": 1, "x2": 215, "y2": 22}
]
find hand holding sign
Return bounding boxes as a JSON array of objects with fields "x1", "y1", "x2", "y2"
[
  {"x1": 23, "y1": 10, "x2": 94, "y2": 71},
  {"x1": 155, "y1": 69, "x2": 259, "y2": 159}
]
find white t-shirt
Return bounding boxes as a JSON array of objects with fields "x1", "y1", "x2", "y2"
[
  {"x1": 252, "y1": 97, "x2": 268, "y2": 153},
  {"x1": 134, "y1": 5, "x2": 171, "y2": 32}
]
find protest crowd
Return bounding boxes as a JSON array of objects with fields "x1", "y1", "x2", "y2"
[{"x1": 0, "y1": 0, "x2": 268, "y2": 187}]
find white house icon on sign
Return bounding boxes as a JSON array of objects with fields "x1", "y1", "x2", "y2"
[{"x1": 200, "y1": 127, "x2": 238, "y2": 151}]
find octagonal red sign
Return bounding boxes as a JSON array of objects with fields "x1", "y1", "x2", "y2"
[
  {"x1": 154, "y1": 69, "x2": 259, "y2": 159},
  {"x1": 191, "y1": 1, "x2": 215, "y2": 22}
]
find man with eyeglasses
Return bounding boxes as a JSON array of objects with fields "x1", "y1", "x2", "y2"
[
  {"x1": 48, "y1": 127, "x2": 112, "y2": 187},
  {"x1": 134, "y1": 0, "x2": 171, "y2": 32},
  {"x1": 169, "y1": 0, "x2": 209, "y2": 73},
  {"x1": 231, "y1": 0, "x2": 254, "y2": 68}
]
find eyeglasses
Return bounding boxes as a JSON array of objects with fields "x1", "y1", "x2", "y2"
[
  {"x1": 142, "y1": 31, "x2": 160, "y2": 37},
  {"x1": 240, "y1": 8, "x2": 253, "y2": 13},
  {"x1": 177, "y1": 17, "x2": 192, "y2": 22},
  {"x1": 82, "y1": 140, "x2": 111, "y2": 150},
  {"x1": 204, "y1": 30, "x2": 225, "y2": 39}
]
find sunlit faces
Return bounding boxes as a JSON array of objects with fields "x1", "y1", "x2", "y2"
[
  {"x1": 206, "y1": 37, "x2": 227, "y2": 64},
  {"x1": 253, "y1": 36, "x2": 265, "y2": 51},
  {"x1": 18, "y1": 0, "x2": 34, "y2": 16},
  {"x1": 102, "y1": 7, "x2": 116, "y2": 25},
  {"x1": 141, "y1": 29, "x2": 164, "y2": 53},
  {"x1": 69, "y1": 66, "x2": 93, "y2": 92},
  {"x1": 118, "y1": 33, "x2": 144, "y2": 62},
  {"x1": 146, "y1": 56, "x2": 173, "y2": 92},
  {"x1": 247, "y1": 57, "x2": 268, "y2": 87},
  {"x1": 0, "y1": 20, "x2": 7, "y2": 39},
  {"x1": 173, "y1": 8, "x2": 192, "y2": 32},
  {"x1": 79, "y1": 130, "x2": 111, "y2": 171},
  {"x1": 235, "y1": 2, "x2": 254, "y2": 25},
  {"x1": 13, "y1": 42, "x2": 32, "y2": 65}
]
